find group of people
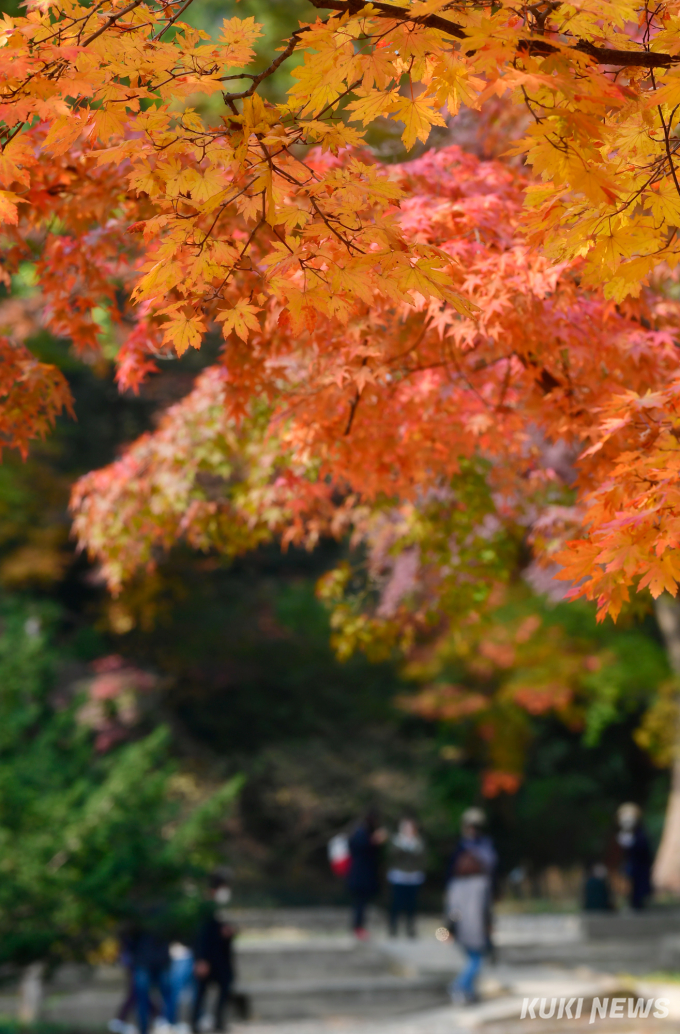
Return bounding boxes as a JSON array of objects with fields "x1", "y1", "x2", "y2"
[
  {"x1": 345, "y1": 807, "x2": 495, "y2": 1004},
  {"x1": 346, "y1": 812, "x2": 427, "y2": 940},
  {"x1": 345, "y1": 800, "x2": 653, "y2": 1006},
  {"x1": 109, "y1": 871, "x2": 236, "y2": 1034},
  {"x1": 108, "y1": 799, "x2": 654, "y2": 1031}
]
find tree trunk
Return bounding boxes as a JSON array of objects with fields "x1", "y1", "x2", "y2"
[
  {"x1": 18, "y1": 961, "x2": 44, "y2": 1024},
  {"x1": 652, "y1": 594, "x2": 680, "y2": 892}
]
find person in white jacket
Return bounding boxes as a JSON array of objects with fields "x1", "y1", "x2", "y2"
[{"x1": 445, "y1": 809, "x2": 495, "y2": 1004}]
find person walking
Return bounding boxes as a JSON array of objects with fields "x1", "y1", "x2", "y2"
[
  {"x1": 447, "y1": 807, "x2": 497, "y2": 881},
  {"x1": 108, "y1": 926, "x2": 144, "y2": 1034},
  {"x1": 387, "y1": 816, "x2": 426, "y2": 938},
  {"x1": 617, "y1": 802, "x2": 652, "y2": 910},
  {"x1": 129, "y1": 922, "x2": 172, "y2": 1034},
  {"x1": 191, "y1": 870, "x2": 237, "y2": 1033},
  {"x1": 168, "y1": 941, "x2": 194, "y2": 1029},
  {"x1": 346, "y1": 809, "x2": 387, "y2": 940},
  {"x1": 445, "y1": 808, "x2": 495, "y2": 1005}
]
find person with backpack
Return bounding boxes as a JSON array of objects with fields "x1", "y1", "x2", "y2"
[{"x1": 445, "y1": 808, "x2": 496, "y2": 1005}]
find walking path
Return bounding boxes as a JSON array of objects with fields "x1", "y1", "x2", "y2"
[{"x1": 7, "y1": 909, "x2": 680, "y2": 1031}]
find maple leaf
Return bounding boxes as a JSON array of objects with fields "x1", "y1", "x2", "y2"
[
  {"x1": 346, "y1": 88, "x2": 400, "y2": 125},
  {"x1": 215, "y1": 300, "x2": 260, "y2": 342},
  {"x1": 43, "y1": 116, "x2": 84, "y2": 155},
  {"x1": 395, "y1": 95, "x2": 447, "y2": 152},
  {"x1": 162, "y1": 312, "x2": 205, "y2": 356},
  {"x1": 0, "y1": 190, "x2": 21, "y2": 225},
  {"x1": 218, "y1": 15, "x2": 263, "y2": 67}
]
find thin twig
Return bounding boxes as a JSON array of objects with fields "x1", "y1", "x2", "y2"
[
  {"x1": 221, "y1": 30, "x2": 306, "y2": 97},
  {"x1": 81, "y1": 0, "x2": 147, "y2": 48},
  {"x1": 151, "y1": 0, "x2": 197, "y2": 42}
]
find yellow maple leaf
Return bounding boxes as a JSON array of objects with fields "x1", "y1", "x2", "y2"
[
  {"x1": 218, "y1": 16, "x2": 263, "y2": 67},
  {"x1": 42, "y1": 115, "x2": 84, "y2": 156},
  {"x1": 359, "y1": 47, "x2": 396, "y2": 92},
  {"x1": 0, "y1": 135, "x2": 32, "y2": 188},
  {"x1": 92, "y1": 107, "x2": 126, "y2": 143},
  {"x1": 653, "y1": 71, "x2": 680, "y2": 108},
  {"x1": 567, "y1": 157, "x2": 619, "y2": 205},
  {"x1": 215, "y1": 300, "x2": 261, "y2": 342},
  {"x1": 346, "y1": 88, "x2": 399, "y2": 126},
  {"x1": 395, "y1": 95, "x2": 447, "y2": 152},
  {"x1": 162, "y1": 313, "x2": 205, "y2": 356},
  {"x1": 432, "y1": 59, "x2": 485, "y2": 115},
  {"x1": 646, "y1": 177, "x2": 680, "y2": 226}
]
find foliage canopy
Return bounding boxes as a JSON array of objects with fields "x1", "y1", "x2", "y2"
[{"x1": 4, "y1": 0, "x2": 680, "y2": 623}]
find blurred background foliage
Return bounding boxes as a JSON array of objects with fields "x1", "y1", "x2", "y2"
[
  {"x1": 0, "y1": 0, "x2": 675, "y2": 959},
  {"x1": 0, "y1": 313, "x2": 672, "y2": 911},
  {"x1": 0, "y1": 595, "x2": 242, "y2": 965}
]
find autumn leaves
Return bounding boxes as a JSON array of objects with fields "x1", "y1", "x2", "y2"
[{"x1": 6, "y1": 0, "x2": 680, "y2": 623}]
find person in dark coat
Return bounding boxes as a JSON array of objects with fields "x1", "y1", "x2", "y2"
[
  {"x1": 129, "y1": 919, "x2": 172, "y2": 1034},
  {"x1": 617, "y1": 803, "x2": 652, "y2": 910},
  {"x1": 346, "y1": 809, "x2": 387, "y2": 939},
  {"x1": 108, "y1": 924, "x2": 159, "y2": 1034},
  {"x1": 192, "y1": 869, "x2": 237, "y2": 1033}
]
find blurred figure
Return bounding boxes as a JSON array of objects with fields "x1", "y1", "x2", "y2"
[
  {"x1": 447, "y1": 808, "x2": 497, "y2": 881},
  {"x1": 108, "y1": 926, "x2": 139, "y2": 1034},
  {"x1": 168, "y1": 941, "x2": 194, "y2": 1029},
  {"x1": 130, "y1": 922, "x2": 172, "y2": 1034},
  {"x1": 347, "y1": 809, "x2": 387, "y2": 940},
  {"x1": 192, "y1": 870, "x2": 237, "y2": 1033},
  {"x1": 387, "y1": 816, "x2": 426, "y2": 938},
  {"x1": 583, "y1": 862, "x2": 614, "y2": 911},
  {"x1": 506, "y1": 865, "x2": 526, "y2": 900},
  {"x1": 445, "y1": 809, "x2": 495, "y2": 1005},
  {"x1": 617, "y1": 803, "x2": 652, "y2": 910}
]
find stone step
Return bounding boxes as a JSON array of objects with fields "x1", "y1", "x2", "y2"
[
  {"x1": 30, "y1": 973, "x2": 450, "y2": 1027},
  {"x1": 237, "y1": 941, "x2": 392, "y2": 981},
  {"x1": 495, "y1": 938, "x2": 666, "y2": 973},
  {"x1": 0, "y1": 941, "x2": 451, "y2": 1028},
  {"x1": 582, "y1": 910, "x2": 680, "y2": 940},
  {"x1": 239, "y1": 973, "x2": 450, "y2": 1021}
]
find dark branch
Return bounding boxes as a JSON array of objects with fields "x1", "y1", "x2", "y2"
[
  {"x1": 307, "y1": 0, "x2": 680, "y2": 68},
  {"x1": 221, "y1": 29, "x2": 308, "y2": 96},
  {"x1": 151, "y1": 0, "x2": 197, "y2": 42},
  {"x1": 82, "y1": 0, "x2": 147, "y2": 47}
]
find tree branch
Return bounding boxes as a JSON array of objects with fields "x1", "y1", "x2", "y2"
[
  {"x1": 306, "y1": 0, "x2": 680, "y2": 68},
  {"x1": 221, "y1": 29, "x2": 308, "y2": 96},
  {"x1": 151, "y1": 0, "x2": 197, "y2": 42},
  {"x1": 81, "y1": 0, "x2": 147, "y2": 47}
]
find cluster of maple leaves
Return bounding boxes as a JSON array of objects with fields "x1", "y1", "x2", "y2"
[{"x1": 5, "y1": 0, "x2": 680, "y2": 629}]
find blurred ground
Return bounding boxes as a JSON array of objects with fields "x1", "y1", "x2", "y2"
[
  {"x1": 4, "y1": 909, "x2": 680, "y2": 1032},
  {"x1": 233, "y1": 1016, "x2": 680, "y2": 1034}
]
